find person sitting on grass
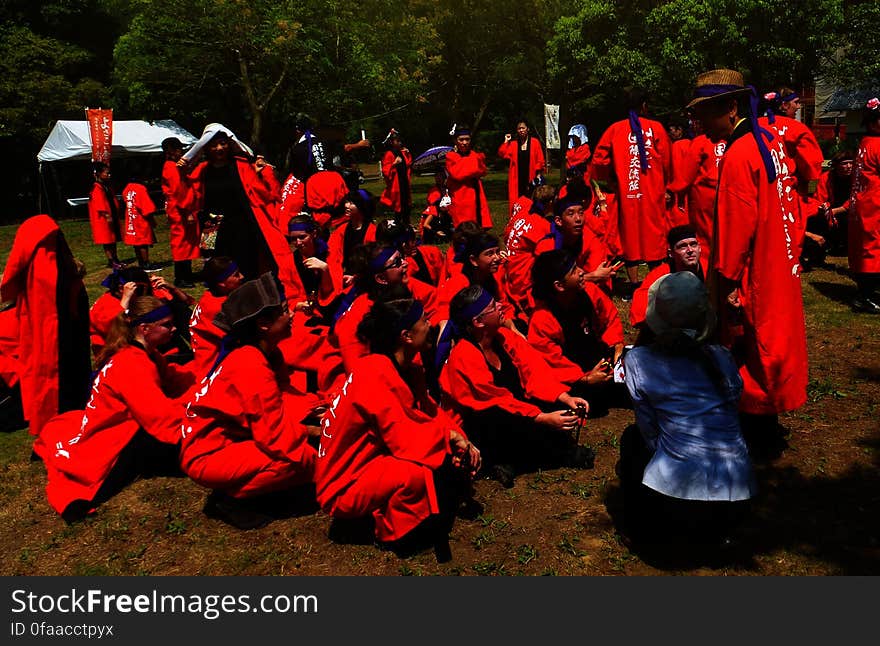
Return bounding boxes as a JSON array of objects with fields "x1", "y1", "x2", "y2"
[
  {"x1": 529, "y1": 249, "x2": 627, "y2": 418},
  {"x1": 437, "y1": 285, "x2": 594, "y2": 489},
  {"x1": 180, "y1": 273, "x2": 321, "y2": 530},
  {"x1": 316, "y1": 293, "x2": 481, "y2": 562},
  {"x1": 619, "y1": 271, "x2": 756, "y2": 548},
  {"x1": 188, "y1": 256, "x2": 244, "y2": 381},
  {"x1": 377, "y1": 217, "x2": 445, "y2": 287},
  {"x1": 39, "y1": 296, "x2": 195, "y2": 523}
]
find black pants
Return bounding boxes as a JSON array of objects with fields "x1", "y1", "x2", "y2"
[
  {"x1": 461, "y1": 406, "x2": 575, "y2": 472},
  {"x1": 854, "y1": 273, "x2": 880, "y2": 300},
  {"x1": 618, "y1": 424, "x2": 749, "y2": 543},
  {"x1": 0, "y1": 381, "x2": 25, "y2": 433},
  {"x1": 61, "y1": 430, "x2": 181, "y2": 523}
]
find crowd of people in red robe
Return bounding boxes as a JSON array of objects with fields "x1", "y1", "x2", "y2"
[{"x1": 2, "y1": 70, "x2": 879, "y2": 562}]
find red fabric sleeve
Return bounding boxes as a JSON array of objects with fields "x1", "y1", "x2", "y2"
[
  {"x1": 497, "y1": 140, "x2": 516, "y2": 161},
  {"x1": 793, "y1": 126, "x2": 824, "y2": 182},
  {"x1": 112, "y1": 351, "x2": 185, "y2": 444},
  {"x1": 589, "y1": 124, "x2": 615, "y2": 182},
  {"x1": 526, "y1": 310, "x2": 584, "y2": 384},
  {"x1": 445, "y1": 151, "x2": 488, "y2": 182},
  {"x1": 715, "y1": 152, "x2": 760, "y2": 282},
  {"x1": 381, "y1": 150, "x2": 396, "y2": 183},
  {"x1": 500, "y1": 328, "x2": 569, "y2": 403},
  {"x1": 584, "y1": 282, "x2": 624, "y2": 346}
]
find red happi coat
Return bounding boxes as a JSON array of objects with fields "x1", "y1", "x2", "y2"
[
  {"x1": 527, "y1": 283, "x2": 625, "y2": 384},
  {"x1": 180, "y1": 345, "x2": 316, "y2": 497},
  {"x1": 590, "y1": 117, "x2": 672, "y2": 262},
  {"x1": 498, "y1": 137, "x2": 545, "y2": 215},
  {"x1": 667, "y1": 138, "x2": 693, "y2": 227},
  {"x1": 161, "y1": 160, "x2": 200, "y2": 261},
  {"x1": 566, "y1": 144, "x2": 592, "y2": 175},
  {"x1": 306, "y1": 170, "x2": 349, "y2": 229},
  {"x1": 410, "y1": 245, "x2": 445, "y2": 287},
  {"x1": 439, "y1": 327, "x2": 569, "y2": 419},
  {"x1": 0, "y1": 305, "x2": 19, "y2": 388},
  {"x1": 88, "y1": 181, "x2": 120, "y2": 244},
  {"x1": 534, "y1": 226, "x2": 613, "y2": 293},
  {"x1": 189, "y1": 157, "x2": 298, "y2": 297},
  {"x1": 89, "y1": 292, "x2": 123, "y2": 355},
  {"x1": 714, "y1": 126, "x2": 808, "y2": 414},
  {"x1": 188, "y1": 290, "x2": 227, "y2": 382},
  {"x1": 333, "y1": 278, "x2": 439, "y2": 372},
  {"x1": 0, "y1": 215, "x2": 89, "y2": 437},
  {"x1": 849, "y1": 134, "x2": 880, "y2": 273},
  {"x1": 380, "y1": 149, "x2": 413, "y2": 212},
  {"x1": 586, "y1": 193, "x2": 623, "y2": 258},
  {"x1": 445, "y1": 150, "x2": 493, "y2": 229},
  {"x1": 759, "y1": 115, "x2": 824, "y2": 248},
  {"x1": 435, "y1": 271, "x2": 514, "y2": 325},
  {"x1": 502, "y1": 210, "x2": 552, "y2": 316},
  {"x1": 277, "y1": 173, "x2": 305, "y2": 233},
  {"x1": 39, "y1": 346, "x2": 194, "y2": 514},
  {"x1": 122, "y1": 182, "x2": 157, "y2": 246},
  {"x1": 629, "y1": 257, "x2": 709, "y2": 327},
  {"x1": 327, "y1": 222, "x2": 377, "y2": 292},
  {"x1": 813, "y1": 170, "x2": 851, "y2": 212},
  {"x1": 667, "y1": 135, "x2": 726, "y2": 252},
  {"x1": 315, "y1": 354, "x2": 458, "y2": 541}
]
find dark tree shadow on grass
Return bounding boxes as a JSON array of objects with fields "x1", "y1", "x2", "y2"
[
  {"x1": 604, "y1": 438, "x2": 880, "y2": 574},
  {"x1": 810, "y1": 281, "x2": 858, "y2": 307}
]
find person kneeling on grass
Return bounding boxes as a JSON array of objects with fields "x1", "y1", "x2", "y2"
[
  {"x1": 180, "y1": 273, "x2": 322, "y2": 530},
  {"x1": 39, "y1": 296, "x2": 195, "y2": 523},
  {"x1": 619, "y1": 271, "x2": 756, "y2": 547},
  {"x1": 437, "y1": 285, "x2": 594, "y2": 489},
  {"x1": 315, "y1": 293, "x2": 481, "y2": 562}
]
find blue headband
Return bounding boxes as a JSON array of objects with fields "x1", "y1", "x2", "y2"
[
  {"x1": 453, "y1": 236, "x2": 499, "y2": 263},
  {"x1": 101, "y1": 269, "x2": 126, "y2": 289},
  {"x1": 208, "y1": 261, "x2": 239, "y2": 287},
  {"x1": 394, "y1": 300, "x2": 425, "y2": 336},
  {"x1": 368, "y1": 247, "x2": 399, "y2": 273},
  {"x1": 288, "y1": 219, "x2": 317, "y2": 233},
  {"x1": 434, "y1": 288, "x2": 494, "y2": 371},
  {"x1": 130, "y1": 304, "x2": 172, "y2": 326},
  {"x1": 628, "y1": 110, "x2": 648, "y2": 173}
]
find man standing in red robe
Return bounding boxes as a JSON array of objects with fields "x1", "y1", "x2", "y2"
[
  {"x1": 161, "y1": 137, "x2": 200, "y2": 288},
  {"x1": 688, "y1": 69, "x2": 808, "y2": 453},
  {"x1": 590, "y1": 90, "x2": 672, "y2": 296}
]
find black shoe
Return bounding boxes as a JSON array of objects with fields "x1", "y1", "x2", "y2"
[
  {"x1": 563, "y1": 445, "x2": 596, "y2": 470},
  {"x1": 141, "y1": 263, "x2": 163, "y2": 273},
  {"x1": 852, "y1": 297, "x2": 880, "y2": 314},
  {"x1": 489, "y1": 464, "x2": 516, "y2": 489},
  {"x1": 203, "y1": 491, "x2": 271, "y2": 530}
]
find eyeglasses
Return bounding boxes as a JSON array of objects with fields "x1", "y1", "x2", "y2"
[
  {"x1": 477, "y1": 300, "x2": 501, "y2": 318},
  {"x1": 383, "y1": 254, "x2": 405, "y2": 270}
]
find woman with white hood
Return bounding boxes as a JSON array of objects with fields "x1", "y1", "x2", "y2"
[
  {"x1": 565, "y1": 124, "x2": 591, "y2": 178},
  {"x1": 180, "y1": 124, "x2": 296, "y2": 292}
]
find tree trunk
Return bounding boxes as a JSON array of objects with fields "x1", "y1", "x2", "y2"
[{"x1": 472, "y1": 94, "x2": 492, "y2": 133}]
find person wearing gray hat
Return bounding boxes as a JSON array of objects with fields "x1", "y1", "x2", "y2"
[
  {"x1": 618, "y1": 271, "x2": 755, "y2": 548},
  {"x1": 179, "y1": 273, "x2": 319, "y2": 530}
]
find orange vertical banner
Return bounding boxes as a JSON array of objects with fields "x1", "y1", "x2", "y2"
[{"x1": 85, "y1": 108, "x2": 113, "y2": 163}]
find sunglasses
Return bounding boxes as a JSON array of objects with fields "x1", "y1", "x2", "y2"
[{"x1": 383, "y1": 254, "x2": 405, "y2": 270}]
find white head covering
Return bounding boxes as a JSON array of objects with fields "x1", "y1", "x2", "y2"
[
  {"x1": 182, "y1": 123, "x2": 254, "y2": 163},
  {"x1": 567, "y1": 124, "x2": 589, "y2": 149}
]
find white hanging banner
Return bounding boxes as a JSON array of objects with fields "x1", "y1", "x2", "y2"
[{"x1": 544, "y1": 104, "x2": 561, "y2": 150}]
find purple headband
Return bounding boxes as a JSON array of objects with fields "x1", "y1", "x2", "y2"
[
  {"x1": 693, "y1": 83, "x2": 746, "y2": 99},
  {"x1": 628, "y1": 110, "x2": 648, "y2": 173},
  {"x1": 288, "y1": 220, "x2": 317, "y2": 233},
  {"x1": 433, "y1": 287, "x2": 493, "y2": 371},
  {"x1": 368, "y1": 247, "x2": 399, "y2": 273},
  {"x1": 130, "y1": 304, "x2": 173, "y2": 326},
  {"x1": 100, "y1": 269, "x2": 126, "y2": 289},
  {"x1": 460, "y1": 288, "x2": 494, "y2": 322},
  {"x1": 210, "y1": 261, "x2": 239, "y2": 286},
  {"x1": 394, "y1": 300, "x2": 425, "y2": 336},
  {"x1": 453, "y1": 236, "x2": 499, "y2": 263}
]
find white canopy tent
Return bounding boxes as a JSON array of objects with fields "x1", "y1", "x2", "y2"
[{"x1": 37, "y1": 119, "x2": 198, "y2": 162}]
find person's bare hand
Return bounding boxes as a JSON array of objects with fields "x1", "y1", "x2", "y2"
[
  {"x1": 504, "y1": 133, "x2": 512, "y2": 143},
  {"x1": 727, "y1": 288, "x2": 741, "y2": 308},
  {"x1": 586, "y1": 261, "x2": 616, "y2": 282},
  {"x1": 303, "y1": 257, "x2": 328, "y2": 272},
  {"x1": 536, "y1": 410, "x2": 580, "y2": 432},
  {"x1": 342, "y1": 274, "x2": 354, "y2": 287},
  {"x1": 582, "y1": 359, "x2": 613, "y2": 385}
]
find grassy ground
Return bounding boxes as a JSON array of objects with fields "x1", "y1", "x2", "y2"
[{"x1": 1, "y1": 169, "x2": 878, "y2": 576}]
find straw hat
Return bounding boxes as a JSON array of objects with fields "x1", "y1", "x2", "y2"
[
  {"x1": 686, "y1": 69, "x2": 751, "y2": 109},
  {"x1": 645, "y1": 271, "x2": 714, "y2": 341}
]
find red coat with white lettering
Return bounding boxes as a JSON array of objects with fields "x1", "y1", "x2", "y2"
[
  {"x1": 439, "y1": 327, "x2": 570, "y2": 420},
  {"x1": 122, "y1": 182, "x2": 157, "y2": 246},
  {"x1": 88, "y1": 182, "x2": 120, "y2": 244},
  {"x1": 714, "y1": 127, "x2": 808, "y2": 414},
  {"x1": 180, "y1": 345, "x2": 316, "y2": 497},
  {"x1": 502, "y1": 210, "x2": 552, "y2": 315},
  {"x1": 528, "y1": 283, "x2": 625, "y2": 384},
  {"x1": 849, "y1": 134, "x2": 880, "y2": 273},
  {"x1": 315, "y1": 354, "x2": 458, "y2": 541},
  {"x1": 161, "y1": 160, "x2": 200, "y2": 261},
  {"x1": 590, "y1": 117, "x2": 672, "y2": 262},
  {"x1": 667, "y1": 135, "x2": 725, "y2": 252},
  {"x1": 498, "y1": 137, "x2": 545, "y2": 215},
  {"x1": 188, "y1": 290, "x2": 227, "y2": 382},
  {"x1": 667, "y1": 138, "x2": 693, "y2": 227},
  {"x1": 445, "y1": 150, "x2": 493, "y2": 228},
  {"x1": 380, "y1": 149, "x2": 413, "y2": 212},
  {"x1": 39, "y1": 346, "x2": 194, "y2": 514},
  {"x1": 277, "y1": 173, "x2": 305, "y2": 233}
]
